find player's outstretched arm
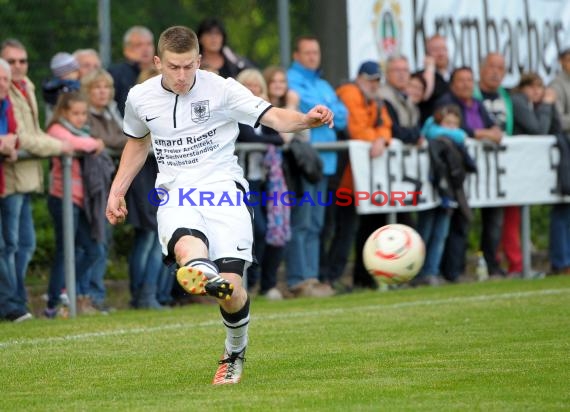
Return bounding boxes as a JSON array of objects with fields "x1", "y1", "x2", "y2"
[
  {"x1": 260, "y1": 105, "x2": 334, "y2": 141},
  {"x1": 106, "y1": 135, "x2": 151, "y2": 225}
]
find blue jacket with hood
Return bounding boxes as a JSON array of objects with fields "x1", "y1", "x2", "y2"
[{"x1": 287, "y1": 61, "x2": 348, "y2": 176}]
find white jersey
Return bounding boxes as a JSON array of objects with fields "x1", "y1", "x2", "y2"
[{"x1": 123, "y1": 70, "x2": 272, "y2": 189}]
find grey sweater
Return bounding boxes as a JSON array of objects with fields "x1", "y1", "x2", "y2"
[
  {"x1": 549, "y1": 71, "x2": 570, "y2": 133},
  {"x1": 511, "y1": 92, "x2": 559, "y2": 135}
]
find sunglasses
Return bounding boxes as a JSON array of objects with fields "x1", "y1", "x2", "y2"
[{"x1": 7, "y1": 59, "x2": 28, "y2": 65}]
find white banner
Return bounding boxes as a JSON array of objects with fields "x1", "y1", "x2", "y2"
[
  {"x1": 347, "y1": 0, "x2": 570, "y2": 87},
  {"x1": 349, "y1": 136, "x2": 567, "y2": 214}
]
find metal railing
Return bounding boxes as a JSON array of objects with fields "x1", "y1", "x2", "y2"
[{"x1": 17, "y1": 140, "x2": 535, "y2": 317}]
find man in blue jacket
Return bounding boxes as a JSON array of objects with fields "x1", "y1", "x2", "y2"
[{"x1": 286, "y1": 35, "x2": 348, "y2": 297}]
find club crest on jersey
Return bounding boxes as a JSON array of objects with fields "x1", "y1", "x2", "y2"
[{"x1": 191, "y1": 100, "x2": 210, "y2": 123}]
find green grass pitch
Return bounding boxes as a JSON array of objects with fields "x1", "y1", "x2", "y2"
[{"x1": 1, "y1": 276, "x2": 569, "y2": 411}]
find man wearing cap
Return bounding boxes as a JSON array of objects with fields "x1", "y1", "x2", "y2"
[
  {"x1": 336, "y1": 60, "x2": 393, "y2": 290},
  {"x1": 285, "y1": 35, "x2": 347, "y2": 297},
  {"x1": 0, "y1": 39, "x2": 72, "y2": 310}
]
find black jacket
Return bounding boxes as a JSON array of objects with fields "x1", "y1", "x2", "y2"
[
  {"x1": 428, "y1": 137, "x2": 476, "y2": 221},
  {"x1": 237, "y1": 123, "x2": 283, "y2": 180},
  {"x1": 384, "y1": 99, "x2": 422, "y2": 145},
  {"x1": 283, "y1": 138, "x2": 323, "y2": 197},
  {"x1": 82, "y1": 151, "x2": 115, "y2": 242},
  {"x1": 418, "y1": 71, "x2": 449, "y2": 123},
  {"x1": 556, "y1": 133, "x2": 570, "y2": 195},
  {"x1": 107, "y1": 60, "x2": 140, "y2": 117}
]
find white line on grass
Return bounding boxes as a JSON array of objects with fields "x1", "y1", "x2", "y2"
[{"x1": 1, "y1": 288, "x2": 568, "y2": 349}]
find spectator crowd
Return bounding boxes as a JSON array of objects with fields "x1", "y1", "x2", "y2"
[{"x1": 1, "y1": 19, "x2": 569, "y2": 322}]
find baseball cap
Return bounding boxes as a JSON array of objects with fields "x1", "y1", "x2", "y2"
[{"x1": 358, "y1": 61, "x2": 382, "y2": 80}]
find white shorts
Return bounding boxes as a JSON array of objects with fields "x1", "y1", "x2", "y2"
[{"x1": 156, "y1": 180, "x2": 254, "y2": 263}]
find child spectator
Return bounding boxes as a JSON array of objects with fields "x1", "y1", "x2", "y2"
[
  {"x1": 42, "y1": 52, "x2": 81, "y2": 124},
  {"x1": 44, "y1": 92, "x2": 108, "y2": 318},
  {"x1": 413, "y1": 104, "x2": 472, "y2": 286},
  {"x1": 422, "y1": 104, "x2": 467, "y2": 145}
]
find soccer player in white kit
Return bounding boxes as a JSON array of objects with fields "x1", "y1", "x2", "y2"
[{"x1": 105, "y1": 26, "x2": 334, "y2": 385}]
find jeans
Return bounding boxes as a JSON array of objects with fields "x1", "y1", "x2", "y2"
[
  {"x1": 285, "y1": 176, "x2": 328, "y2": 288},
  {"x1": 417, "y1": 208, "x2": 451, "y2": 276},
  {"x1": 128, "y1": 228, "x2": 162, "y2": 307},
  {"x1": 441, "y1": 209, "x2": 470, "y2": 282},
  {"x1": 157, "y1": 265, "x2": 174, "y2": 305},
  {"x1": 47, "y1": 196, "x2": 105, "y2": 309},
  {"x1": 0, "y1": 219, "x2": 27, "y2": 318},
  {"x1": 0, "y1": 193, "x2": 36, "y2": 305},
  {"x1": 85, "y1": 223, "x2": 112, "y2": 306},
  {"x1": 480, "y1": 207, "x2": 504, "y2": 274},
  {"x1": 549, "y1": 203, "x2": 570, "y2": 271}
]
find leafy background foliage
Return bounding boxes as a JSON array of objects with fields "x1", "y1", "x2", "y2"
[
  {"x1": 0, "y1": 0, "x2": 312, "y2": 281},
  {"x1": 0, "y1": 0, "x2": 311, "y2": 88}
]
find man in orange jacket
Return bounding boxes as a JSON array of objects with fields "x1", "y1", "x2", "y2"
[{"x1": 335, "y1": 61, "x2": 393, "y2": 290}]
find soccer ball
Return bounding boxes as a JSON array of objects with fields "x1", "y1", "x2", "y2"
[{"x1": 362, "y1": 224, "x2": 425, "y2": 285}]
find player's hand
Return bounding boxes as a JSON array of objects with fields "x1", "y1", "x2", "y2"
[
  {"x1": 305, "y1": 105, "x2": 335, "y2": 129},
  {"x1": 106, "y1": 194, "x2": 128, "y2": 225}
]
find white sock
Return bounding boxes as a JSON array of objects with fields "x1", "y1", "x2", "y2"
[{"x1": 220, "y1": 297, "x2": 250, "y2": 354}]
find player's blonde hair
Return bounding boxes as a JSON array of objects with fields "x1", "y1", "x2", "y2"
[{"x1": 157, "y1": 26, "x2": 199, "y2": 58}]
